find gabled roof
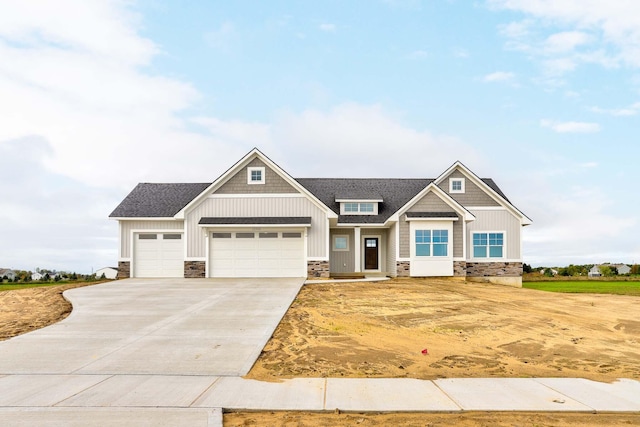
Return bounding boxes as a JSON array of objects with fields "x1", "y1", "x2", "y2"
[
  {"x1": 434, "y1": 161, "x2": 532, "y2": 225},
  {"x1": 109, "y1": 183, "x2": 210, "y2": 218},
  {"x1": 174, "y1": 148, "x2": 337, "y2": 220}
]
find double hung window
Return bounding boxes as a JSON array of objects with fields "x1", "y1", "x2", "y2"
[
  {"x1": 473, "y1": 232, "x2": 504, "y2": 258},
  {"x1": 415, "y1": 229, "x2": 448, "y2": 257}
]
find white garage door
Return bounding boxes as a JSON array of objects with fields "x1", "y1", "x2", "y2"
[
  {"x1": 134, "y1": 233, "x2": 184, "y2": 278},
  {"x1": 210, "y1": 230, "x2": 305, "y2": 278}
]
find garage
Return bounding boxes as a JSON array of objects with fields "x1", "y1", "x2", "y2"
[
  {"x1": 133, "y1": 232, "x2": 184, "y2": 277},
  {"x1": 209, "y1": 229, "x2": 305, "y2": 278}
]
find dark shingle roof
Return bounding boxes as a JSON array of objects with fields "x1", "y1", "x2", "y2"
[
  {"x1": 109, "y1": 183, "x2": 211, "y2": 218},
  {"x1": 110, "y1": 177, "x2": 510, "y2": 221},
  {"x1": 199, "y1": 217, "x2": 312, "y2": 225},
  {"x1": 296, "y1": 178, "x2": 431, "y2": 224}
]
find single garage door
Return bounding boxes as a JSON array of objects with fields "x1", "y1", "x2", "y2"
[
  {"x1": 134, "y1": 232, "x2": 184, "y2": 278},
  {"x1": 210, "y1": 230, "x2": 305, "y2": 278}
]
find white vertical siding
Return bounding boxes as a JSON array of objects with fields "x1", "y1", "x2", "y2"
[
  {"x1": 119, "y1": 220, "x2": 184, "y2": 258},
  {"x1": 186, "y1": 197, "x2": 327, "y2": 258},
  {"x1": 467, "y1": 209, "x2": 521, "y2": 259}
]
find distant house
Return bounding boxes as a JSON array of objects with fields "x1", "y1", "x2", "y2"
[
  {"x1": 31, "y1": 272, "x2": 43, "y2": 281},
  {"x1": 613, "y1": 264, "x2": 631, "y2": 275},
  {"x1": 95, "y1": 267, "x2": 118, "y2": 280},
  {"x1": 589, "y1": 263, "x2": 631, "y2": 277},
  {"x1": 0, "y1": 269, "x2": 16, "y2": 280},
  {"x1": 588, "y1": 266, "x2": 601, "y2": 277}
]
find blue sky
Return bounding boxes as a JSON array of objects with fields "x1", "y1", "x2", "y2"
[{"x1": 1, "y1": 0, "x2": 638, "y2": 272}]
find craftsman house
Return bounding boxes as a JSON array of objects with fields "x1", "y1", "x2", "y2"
[{"x1": 110, "y1": 149, "x2": 531, "y2": 286}]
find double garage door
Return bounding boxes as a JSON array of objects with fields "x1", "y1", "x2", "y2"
[
  {"x1": 209, "y1": 229, "x2": 305, "y2": 278},
  {"x1": 134, "y1": 232, "x2": 184, "y2": 278}
]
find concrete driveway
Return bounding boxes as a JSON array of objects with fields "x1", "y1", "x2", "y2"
[{"x1": 0, "y1": 278, "x2": 304, "y2": 376}]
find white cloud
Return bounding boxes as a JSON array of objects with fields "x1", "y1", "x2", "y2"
[
  {"x1": 490, "y1": 0, "x2": 640, "y2": 71},
  {"x1": 580, "y1": 161, "x2": 598, "y2": 168},
  {"x1": 482, "y1": 71, "x2": 516, "y2": 82},
  {"x1": 590, "y1": 102, "x2": 640, "y2": 116},
  {"x1": 543, "y1": 31, "x2": 591, "y2": 53},
  {"x1": 319, "y1": 23, "x2": 336, "y2": 32},
  {"x1": 270, "y1": 103, "x2": 484, "y2": 178},
  {"x1": 540, "y1": 119, "x2": 601, "y2": 133}
]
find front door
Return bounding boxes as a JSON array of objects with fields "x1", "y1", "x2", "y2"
[{"x1": 364, "y1": 237, "x2": 379, "y2": 270}]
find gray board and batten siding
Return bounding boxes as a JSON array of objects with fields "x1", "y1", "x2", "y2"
[{"x1": 215, "y1": 158, "x2": 298, "y2": 194}]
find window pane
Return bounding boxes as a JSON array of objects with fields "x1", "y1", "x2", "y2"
[
  {"x1": 493, "y1": 233, "x2": 504, "y2": 245},
  {"x1": 283, "y1": 232, "x2": 301, "y2": 238},
  {"x1": 334, "y1": 236, "x2": 348, "y2": 249},
  {"x1": 359, "y1": 203, "x2": 374, "y2": 212},
  {"x1": 490, "y1": 246, "x2": 503, "y2": 258},
  {"x1": 259, "y1": 232, "x2": 278, "y2": 238},
  {"x1": 473, "y1": 233, "x2": 487, "y2": 245},
  {"x1": 163, "y1": 234, "x2": 181, "y2": 240},
  {"x1": 415, "y1": 230, "x2": 430, "y2": 243},
  {"x1": 139, "y1": 234, "x2": 157, "y2": 240},
  {"x1": 236, "y1": 232, "x2": 255, "y2": 238},
  {"x1": 452, "y1": 180, "x2": 461, "y2": 190},
  {"x1": 212, "y1": 232, "x2": 231, "y2": 238},
  {"x1": 416, "y1": 243, "x2": 430, "y2": 256},
  {"x1": 344, "y1": 203, "x2": 358, "y2": 212},
  {"x1": 251, "y1": 170, "x2": 262, "y2": 181},
  {"x1": 433, "y1": 230, "x2": 448, "y2": 243},
  {"x1": 433, "y1": 243, "x2": 447, "y2": 256},
  {"x1": 474, "y1": 246, "x2": 487, "y2": 257}
]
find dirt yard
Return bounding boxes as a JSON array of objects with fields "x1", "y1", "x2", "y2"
[
  {"x1": 0, "y1": 282, "x2": 97, "y2": 340},
  {"x1": 2, "y1": 278, "x2": 639, "y2": 426},
  {"x1": 224, "y1": 411, "x2": 640, "y2": 426},
  {"x1": 247, "y1": 278, "x2": 640, "y2": 382}
]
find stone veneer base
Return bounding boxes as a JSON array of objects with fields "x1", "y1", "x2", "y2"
[
  {"x1": 307, "y1": 261, "x2": 330, "y2": 278},
  {"x1": 117, "y1": 261, "x2": 130, "y2": 279},
  {"x1": 184, "y1": 261, "x2": 206, "y2": 278}
]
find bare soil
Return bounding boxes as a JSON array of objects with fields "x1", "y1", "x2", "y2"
[
  {"x1": 2, "y1": 278, "x2": 638, "y2": 426},
  {"x1": 224, "y1": 411, "x2": 640, "y2": 426},
  {"x1": 247, "y1": 278, "x2": 640, "y2": 382},
  {"x1": 0, "y1": 282, "x2": 98, "y2": 340}
]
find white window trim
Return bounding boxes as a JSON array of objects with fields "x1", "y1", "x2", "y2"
[
  {"x1": 333, "y1": 235, "x2": 349, "y2": 251},
  {"x1": 471, "y1": 230, "x2": 507, "y2": 260},
  {"x1": 449, "y1": 177, "x2": 465, "y2": 194},
  {"x1": 247, "y1": 166, "x2": 265, "y2": 185}
]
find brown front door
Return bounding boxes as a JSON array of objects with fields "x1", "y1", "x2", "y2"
[{"x1": 364, "y1": 238, "x2": 379, "y2": 270}]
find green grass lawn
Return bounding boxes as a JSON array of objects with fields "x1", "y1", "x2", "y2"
[
  {"x1": 523, "y1": 280, "x2": 640, "y2": 296},
  {"x1": 0, "y1": 280, "x2": 107, "y2": 292}
]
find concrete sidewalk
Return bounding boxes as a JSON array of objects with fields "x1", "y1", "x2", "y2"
[{"x1": 0, "y1": 375, "x2": 638, "y2": 426}]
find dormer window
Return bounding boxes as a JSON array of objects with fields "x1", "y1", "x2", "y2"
[
  {"x1": 248, "y1": 167, "x2": 265, "y2": 184},
  {"x1": 449, "y1": 178, "x2": 465, "y2": 193},
  {"x1": 337, "y1": 199, "x2": 381, "y2": 215}
]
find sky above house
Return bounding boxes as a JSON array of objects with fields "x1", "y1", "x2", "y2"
[{"x1": 1, "y1": 0, "x2": 639, "y2": 273}]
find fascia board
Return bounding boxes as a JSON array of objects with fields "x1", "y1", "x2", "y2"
[
  {"x1": 110, "y1": 217, "x2": 178, "y2": 221},
  {"x1": 434, "y1": 161, "x2": 532, "y2": 224},
  {"x1": 198, "y1": 223, "x2": 311, "y2": 228}
]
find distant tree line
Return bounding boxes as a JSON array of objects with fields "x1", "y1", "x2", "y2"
[
  {"x1": 523, "y1": 263, "x2": 640, "y2": 277},
  {"x1": 0, "y1": 269, "x2": 103, "y2": 283}
]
